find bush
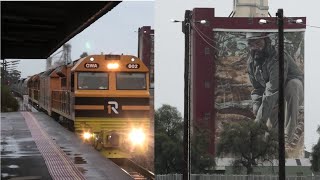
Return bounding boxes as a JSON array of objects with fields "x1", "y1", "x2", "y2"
[{"x1": 1, "y1": 84, "x2": 19, "y2": 112}]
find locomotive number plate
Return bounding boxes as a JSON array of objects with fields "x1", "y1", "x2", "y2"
[
  {"x1": 126, "y1": 63, "x2": 140, "y2": 69},
  {"x1": 84, "y1": 63, "x2": 99, "y2": 69}
]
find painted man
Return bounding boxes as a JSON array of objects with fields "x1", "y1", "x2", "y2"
[{"x1": 246, "y1": 32, "x2": 304, "y2": 148}]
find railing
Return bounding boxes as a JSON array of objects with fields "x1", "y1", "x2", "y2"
[
  {"x1": 34, "y1": 89, "x2": 40, "y2": 101},
  {"x1": 156, "y1": 174, "x2": 320, "y2": 180},
  {"x1": 52, "y1": 90, "x2": 71, "y2": 116}
]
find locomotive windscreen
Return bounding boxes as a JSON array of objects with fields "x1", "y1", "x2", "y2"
[
  {"x1": 116, "y1": 73, "x2": 146, "y2": 90},
  {"x1": 78, "y1": 72, "x2": 109, "y2": 90}
]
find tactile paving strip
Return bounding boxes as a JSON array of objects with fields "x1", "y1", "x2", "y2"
[{"x1": 21, "y1": 112, "x2": 86, "y2": 180}]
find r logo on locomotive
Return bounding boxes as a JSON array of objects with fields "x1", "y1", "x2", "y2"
[{"x1": 107, "y1": 101, "x2": 119, "y2": 114}]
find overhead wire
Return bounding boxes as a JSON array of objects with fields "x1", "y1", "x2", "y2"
[
  {"x1": 191, "y1": 21, "x2": 235, "y2": 52},
  {"x1": 298, "y1": 23, "x2": 320, "y2": 29},
  {"x1": 191, "y1": 21, "x2": 216, "y2": 43},
  {"x1": 189, "y1": 21, "x2": 220, "y2": 51},
  {"x1": 284, "y1": 16, "x2": 320, "y2": 29}
]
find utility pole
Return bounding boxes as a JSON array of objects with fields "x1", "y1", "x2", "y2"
[
  {"x1": 182, "y1": 10, "x2": 191, "y2": 180},
  {"x1": 276, "y1": 8, "x2": 286, "y2": 180}
]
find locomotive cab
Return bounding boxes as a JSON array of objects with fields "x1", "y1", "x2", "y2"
[{"x1": 71, "y1": 54, "x2": 150, "y2": 158}]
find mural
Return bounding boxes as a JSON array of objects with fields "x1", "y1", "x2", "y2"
[{"x1": 214, "y1": 31, "x2": 305, "y2": 158}]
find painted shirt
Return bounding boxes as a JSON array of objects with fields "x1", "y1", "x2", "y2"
[{"x1": 247, "y1": 50, "x2": 303, "y2": 123}]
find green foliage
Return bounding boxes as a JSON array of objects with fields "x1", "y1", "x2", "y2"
[
  {"x1": 80, "y1": 52, "x2": 89, "y2": 58},
  {"x1": 8, "y1": 70, "x2": 21, "y2": 84},
  {"x1": 155, "y1": 104, "x2": 184, "y2": 174},
  {"x1": 155, "y1": 104, "x2": 216, "y2": 174},
  {"x1": 155, "y1": 104, "x2": 183, "y2": 139},
  {"x1": 311, "y1": 126, "x2": 320, "y2": 172},
  {"x1": 191, "y1": 124, "x2": 215, "y2": 173},
  {"x1": 217, "y1": 120, "x2": 278, "y2": 174},
  {"x1": 1, "y1": 84, "x2": 19, "y2": 112}
]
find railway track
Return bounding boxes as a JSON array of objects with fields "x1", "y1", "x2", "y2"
[{"x1": 112, "y1": 158, "x2": 155, "y2": 180}]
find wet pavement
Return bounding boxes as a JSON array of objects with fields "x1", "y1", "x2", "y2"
[
  {"x1": 1, "y1": 112, "x2": 52, "y2": 180},
  {"x1": 1, "y1": 112, "x2": 133, "y2": 180}
]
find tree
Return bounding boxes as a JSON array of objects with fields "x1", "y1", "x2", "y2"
[
  {"x1": 80, "y1": 52, "x2": 88, "y2": 58},
  {"x1": 155, "y1": 104, "x2": 216, "y2": 174},
  {"x1": 155, "y1": 104, "x2": 184, "y2": 174},
  {"x1": 311, "y1": 126, "x2": 320, "y2": 173},
  {"x1": 191, "y1": 124, "x2": 215, "y2": 173},
  {"x1": 217, "y1": 120, "x2": 278, "y2": 174},
  {"x1": 1, "y1": 84, "x2": 19, "y2": 112},
  {"x1": 7, "y1": 69, "x2": 21, "y2": 84}
]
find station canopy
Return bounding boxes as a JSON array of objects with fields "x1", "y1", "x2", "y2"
[{"x1": 1, "y1": 1, "x2": 120, "y2": 59}]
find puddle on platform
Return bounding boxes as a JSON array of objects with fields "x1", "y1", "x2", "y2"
[
  {"x1": 61, "y1": 147, "x2": 71, "y2": 153},
  {"x1": 63, "y1": 150, "x2": 71, "y2": 156},
  {"x1": 1, "y1": 173, "x2": 17, "y2": 178},
  {"x1": 1, "y1": 173, "x2": 9, "y2": 178},
  {"x1": 77, "y1": 167, "x2": 88, "y2": 174},
  {"x1": 1, "y1": 151, "x2": 14, "y2": 155},
  {"x1": 74, "y1": 156, "x2": 87, "y2": 164},
  {"x1": 1, "y1": 141, "x2": 8, "y2": 145},
  {"x1": 8, "y1": 165, "x2": 19, "y2": 168}
]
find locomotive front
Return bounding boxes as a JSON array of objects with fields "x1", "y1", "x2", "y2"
[{"x1": 71, "y1": 55, "x2": 150, "y2": 158}]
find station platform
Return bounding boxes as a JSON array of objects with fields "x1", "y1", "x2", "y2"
[{"x1": 1, "y1": 111, "x2": 133, "y2": 180}]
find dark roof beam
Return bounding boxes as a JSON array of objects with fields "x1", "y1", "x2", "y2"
[
  {"x1": 4, "y1": 34, "x2": 56, "y2": 41},
  {"x1": 3, "y1": 37, "x2": 50, "y2": 44},
  {"x1": 1, "y1": 2, "x2": 121, "y2": 59},
  {"x1": 4, "y1": 4, "x2": 67, "y2": 16},
  {"x1": 5, "y1": 22, "x2": 58, "y2": 30},
  {"x1": 2, "y1": 37, "x2": 23, "y2": 42},
  {"x1": 4, "y1": 41, "x2": 48, "y2": 47},
  {"x1": 26, "y1": 38, "x2": 50, "y2": 43},
  {"x1": 4, "y1": 30, "x2": 57, "y2": 37},
  {"x1": 48, "y1": 2, "x2": 120, "y2": 56},
  {"x1": 2, "y1": 15, "x2": 28, "y2": 22},
  {"x1": 2, "y1": 15, "x2": 63, "y2": 24}
]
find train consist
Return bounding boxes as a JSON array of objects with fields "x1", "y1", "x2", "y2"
[{"x1": 12, "y1": 54, "x2": 151, "y2": 159}]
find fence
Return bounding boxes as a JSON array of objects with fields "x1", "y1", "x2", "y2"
[{"x1": 156, "y1": 174, "x2": 320, "y2": 180}]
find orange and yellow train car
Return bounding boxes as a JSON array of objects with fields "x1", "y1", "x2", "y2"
[{"x1": 27, "y1": 54, "x2": 151, "y2": 158}]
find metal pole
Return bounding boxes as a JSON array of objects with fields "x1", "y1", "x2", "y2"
[
  {"x1": 276, "y1": 8, "x2": 286, "y2": 180},
  {"x1": 4, "y1": 59, "x2": 7, "y2": 85},
  {"x1": 182, "y1": 10, "x2": 191, "y2": 180}
]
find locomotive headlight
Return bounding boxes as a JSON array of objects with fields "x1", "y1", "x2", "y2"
[
  {"x1": 83, "y1": 132, "x2": 92, "y2": 140},
  {"x1": 129, "y1": 128, "x2": 145, "y2": 145},
  {"x1": 107, "y1": 63, "x2": 119, "y2": 69}
]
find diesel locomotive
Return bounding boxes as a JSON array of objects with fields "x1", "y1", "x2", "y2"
[{"x1": 19, "y1": 54, "x2": 151, "y2": 158}]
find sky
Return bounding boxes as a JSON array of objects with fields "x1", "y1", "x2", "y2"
[
  {"x1": 14, "y1": 1, "x2": 154, "y2": 78},
  {"x1": 154, "y1": 0, "x2": 320, "y2": 152}
]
